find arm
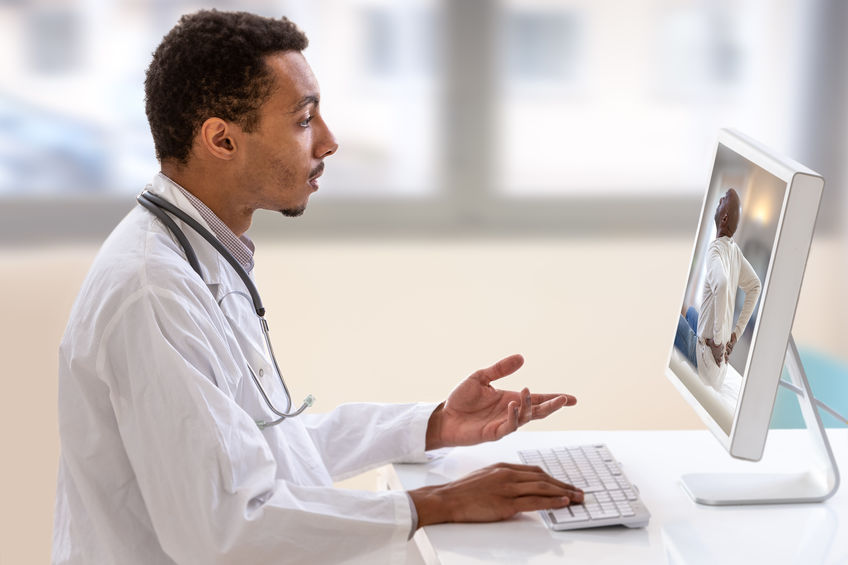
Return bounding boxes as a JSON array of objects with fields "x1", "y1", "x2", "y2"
[
  {"x1": 105, "y1": 287, "x2": 413, "y2": 564},
  {"x1": 733, "y1": 253, "x2": 762, "y2": 338},
  {"x1": 301, "y1": 402, "x2": 438, "y2": 481},
  {"x1": 705, "y1": 245, "x2": 730, "y2": 346},
  {"x1": 303, "y1": 354, "x2": 573, "y2": 477}
]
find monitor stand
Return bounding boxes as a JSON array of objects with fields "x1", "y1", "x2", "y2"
[{"x1": 681, "y1": 336, "x2": 841, "y2": 505}]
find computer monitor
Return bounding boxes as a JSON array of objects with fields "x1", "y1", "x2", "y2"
[{"x1": 665, "y1": 128, "x2": 839, "y2": 505}]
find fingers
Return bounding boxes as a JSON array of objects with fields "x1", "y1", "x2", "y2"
[
  {"x1": 473, "y1": 354, "x2": 525, "y2": 385},
  {"x1": 530, "y1": 395, "x2": 577, "y2": 420},
  {"x1": 495, "y1": 393, "x2": 528, "y2": 439},
  {"x1": 490, "y1": 466, "x2": 584, "y2": 507},
  {"x1": 512, "y1": 495, "x2": 573, "y2": 513},
  {"x1": 518, "y1": 387, "x2": 531, "y2": 425},
  {"x1": 499, "y1": 392, "x2": 578, "y2": 438},
  {"x1": 530, "y1": 392, "x2": 577, "y2": 405},
  {"x1": 495, "y1": 400, "x2": 521, "y2": 438},
  {"x1": 501, "y1": 468, "x2": 582, "y2": 495},
  {"x1": 479, "y1": 463, "x2": 581, "y2": 491}
]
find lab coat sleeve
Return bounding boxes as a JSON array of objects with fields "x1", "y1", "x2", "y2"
[
  {"x1": 100, "y1": 285, "x2": 413, "y2": 564},
  {"x1": 302, "y1": 402, "x2": 440, "y2": 481}
]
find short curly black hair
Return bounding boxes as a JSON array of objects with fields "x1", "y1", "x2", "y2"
[{"x1": 144, "y1": 10, "x2": 308, "y2": 164}]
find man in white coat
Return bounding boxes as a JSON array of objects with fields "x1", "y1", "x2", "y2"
[{"x1": 53, "y1": 10, "x2": 582, "y2": 564}]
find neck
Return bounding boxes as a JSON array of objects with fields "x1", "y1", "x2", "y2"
[{"x1": 161, "y1": 163, "x2": 254, "y2": 237}]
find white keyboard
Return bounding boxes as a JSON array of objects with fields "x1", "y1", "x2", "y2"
[{"x1": 518, "y1": 444, "x2": 650, "y2": 530}]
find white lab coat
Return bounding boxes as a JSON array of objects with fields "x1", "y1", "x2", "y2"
[{"x1": 53, "y1": 174, "x2": 436, "y2": 564}]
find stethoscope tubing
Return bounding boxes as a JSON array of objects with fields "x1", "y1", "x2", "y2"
[{"x1": 137, "y1": 190, "x2": 312, "y2": 426}]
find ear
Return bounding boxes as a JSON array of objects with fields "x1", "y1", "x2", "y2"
[{"x1": 198, "y1": 117, "x2": 239, "y2": 161}]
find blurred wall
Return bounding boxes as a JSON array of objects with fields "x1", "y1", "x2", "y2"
[{"x1": 1, "y1": 235, "x2": 846, "y2": 564}]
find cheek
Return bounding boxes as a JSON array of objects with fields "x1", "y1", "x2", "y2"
[
  {"x1": 269, "y1": 157, "x2": 297, "y2": 185},
  {"x1": 271, "y1": 130, "x2": 312, "y2": 169}
]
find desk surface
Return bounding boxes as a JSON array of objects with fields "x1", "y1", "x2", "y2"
[{"x1": 385, "y1": 429, "x2": 848, "y2": 565}]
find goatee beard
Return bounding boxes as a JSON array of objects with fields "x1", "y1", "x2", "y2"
[{"x1": 280, "y1": 206, "x2": 306, "y2": 217}]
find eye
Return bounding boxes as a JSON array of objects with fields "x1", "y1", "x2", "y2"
[{"x1": 298, "y1": 115, "x2": 314, "y2": 128}]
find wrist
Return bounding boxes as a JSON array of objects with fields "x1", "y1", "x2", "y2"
[
  {"x1": 425, "y1": 402, "x2": 445, "y2": 451},
  {"x1": 408, "y1": 485, "x2": 450, "y2": 527}
]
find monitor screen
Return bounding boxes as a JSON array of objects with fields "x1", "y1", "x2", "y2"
[
  {"x1": 672, "y1": 144, "x2": 784, "y2": 434},
  {"x1": 666, "y1": 129, "x2": 823, "y2": 460}
]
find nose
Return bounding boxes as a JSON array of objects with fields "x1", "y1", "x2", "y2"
[{"x1": 315, "y1": 117, "x2": 338, "y2": 159}]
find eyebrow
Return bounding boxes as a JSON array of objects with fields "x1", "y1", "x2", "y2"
[{"x1": 290, "y1": 95, "x2": 320, "y2": 113}]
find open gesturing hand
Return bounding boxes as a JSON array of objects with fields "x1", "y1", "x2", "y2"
[{"x1": 426, "y1": 354, "x2": 577, "y2": 450}]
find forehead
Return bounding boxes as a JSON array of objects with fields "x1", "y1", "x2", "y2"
[{"x1": 263, "y1": 51, "x2": 320, "y2": 112}]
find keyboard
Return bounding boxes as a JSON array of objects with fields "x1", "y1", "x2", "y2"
[{"x1": 518, "y1": 444, "x2": 650, "y2": 530}]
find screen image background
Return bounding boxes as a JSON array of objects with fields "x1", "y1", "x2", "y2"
[{"x1": 673, "y1": 143, "x2": 787, "y2": 433}]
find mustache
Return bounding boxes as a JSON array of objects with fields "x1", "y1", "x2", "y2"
[{"x1": 309, "y1": 162, "x2": 324, "y2": 179}]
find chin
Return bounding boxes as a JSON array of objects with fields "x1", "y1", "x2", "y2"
[{"x1": 280, "y1": 205, "x2": 307, "y2": 218}]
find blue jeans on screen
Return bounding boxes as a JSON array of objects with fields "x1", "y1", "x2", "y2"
[{"x1": 675, "y1": 306, "x2": 699, "y2": 367}]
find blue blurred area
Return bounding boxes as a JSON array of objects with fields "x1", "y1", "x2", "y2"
[
  {"x1": 0, "y1": 93, "x2": 109, "y2": 194},
  {"x1": 770, "y1": 348, "x2": 848, "y2": 429}
]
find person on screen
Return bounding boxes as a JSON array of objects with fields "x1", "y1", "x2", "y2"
[{"x1": 674, "y1": 188, "x2": 762, "y2": 391}]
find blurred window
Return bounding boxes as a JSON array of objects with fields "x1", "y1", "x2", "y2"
[
  {"x1": 0, "y1": 0, "x2": 840, "y2": 232},
  {"x1": 497, "y1": 0, "x2": 811, "y2": 196},
  {"x1": 0, "y1": 0, "x2": 441, "y2": 197}
]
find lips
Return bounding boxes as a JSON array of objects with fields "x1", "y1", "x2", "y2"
[
  {"x1": 308, "y1": 162, "x2": 324, "y2": 190},
  {"x1": 308, "y1": 162, "x2": 324, "y2": 181}
]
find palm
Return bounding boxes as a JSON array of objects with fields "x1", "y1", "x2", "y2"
[
  {"x1": 444, "y1": 381, "x2": 518, "y2": 444},
  {"x1": 437, "y1": 355, "x2": 576, "y2": 447}
]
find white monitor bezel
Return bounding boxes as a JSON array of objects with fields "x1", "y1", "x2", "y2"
[{"x1": 665, "y1": 128, "x2": 823, "y2": 461}]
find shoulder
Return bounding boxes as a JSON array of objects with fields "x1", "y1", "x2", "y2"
[
  {"x1": 65, "y1": 207, "x2": 215, "y2": 343},
  {"x1": 707, "y1": 238, "x2": 724, "y2": 256}
]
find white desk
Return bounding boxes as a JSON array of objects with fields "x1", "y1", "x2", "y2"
[{"x1": 382, "y1": 429, "x2": 848, "y2": 565}]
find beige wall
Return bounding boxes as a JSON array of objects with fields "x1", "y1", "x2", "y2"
[{"x1": 1, "y1": 236, "x2": 845, "y2": 564}]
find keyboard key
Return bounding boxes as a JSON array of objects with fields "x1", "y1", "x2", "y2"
[
  {"x1": 550, "y1": 507, "x2": 589, "y2": 524},
  {"x1": 615, "y1": 501, "x2": 635, "y2": 517},
  {"x1": 570, "y1": 505, "x2": 589, "y2": 519},
  {"x1": 586, "y1": 505, "x2": 620, "y2": 520},
  {"x1": 518, "y1": 444, "x2": 650, "y2": 530}
]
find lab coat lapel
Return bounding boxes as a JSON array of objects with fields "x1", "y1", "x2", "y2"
[{"x1": 147, "y1": 173, "x2": 229, "y2": 292}]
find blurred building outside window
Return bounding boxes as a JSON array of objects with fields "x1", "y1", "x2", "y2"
[{"x1": 0, "y1": 0, "x2": 843, "y2": 237}]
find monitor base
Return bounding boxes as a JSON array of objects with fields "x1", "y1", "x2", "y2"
[{"x1": 681, "y1": 336, "x2": 840, "y2": 505}]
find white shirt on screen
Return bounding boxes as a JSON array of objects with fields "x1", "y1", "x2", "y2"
[{"x1": 696, "y1": 236, "x2": 762, "y2": 390}]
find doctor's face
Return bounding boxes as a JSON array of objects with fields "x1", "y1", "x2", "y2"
[{"x1": 238, "y1": 51, "x2": 338, "y2": 217}]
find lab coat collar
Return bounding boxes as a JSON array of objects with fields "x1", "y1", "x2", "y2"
[{"x1": 147, "y1": 172, "x2": 232, "y2": 289}]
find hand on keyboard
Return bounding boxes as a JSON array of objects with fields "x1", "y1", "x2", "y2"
[
  {"x1": 408, "y1": 462, "x2": 584, "y2": 527},
  {"x1": 519, "y1": 444, "x2": 650, "y2": 530}
]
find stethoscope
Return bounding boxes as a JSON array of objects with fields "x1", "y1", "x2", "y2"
[{"x1": 137, "y1": 190, "x2": 313, "y2": 429}]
